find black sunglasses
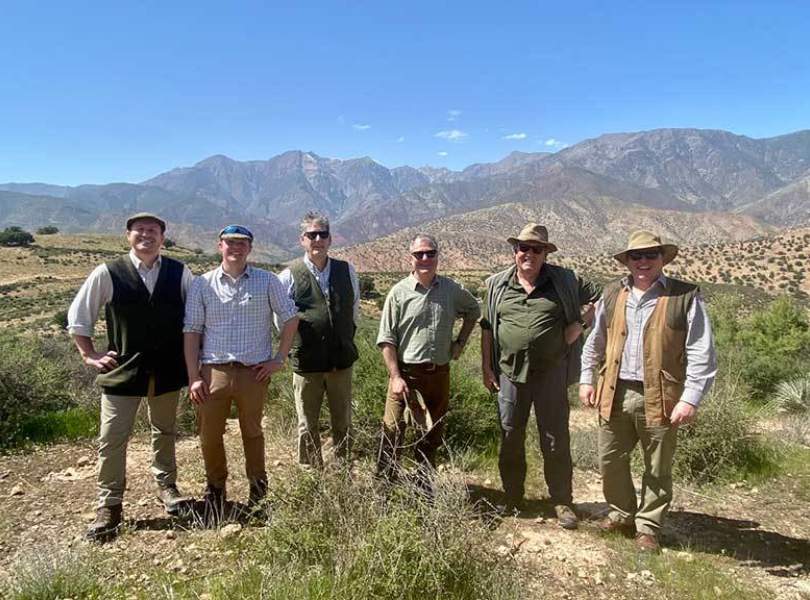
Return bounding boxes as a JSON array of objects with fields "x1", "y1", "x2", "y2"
[
  {"x1": 303, "y1": 230, "x2": 330, "y2": 240},
  {"x1": 411, "y1": 250, "x2": 438, "y2": 260},
  {"x1": 514, "y1": 243, "x2": 545, "y2": 255},
  {"x1": 627, "y1": 249, "x2": 662, "y2": 261}
]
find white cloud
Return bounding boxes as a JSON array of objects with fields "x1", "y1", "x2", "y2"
[
  {"x1": 353, "y1": 123, "x2": 371, "y2": 131},
  {"x1": 447, "y1": 109, "x2": 462, "y2": 121},
  {"x1": 395, "y1": 136, "x2": 405, "y2": 143},
  {"x1": 434, "y1": 129, "x2": 468, "y2": 142},
  {"x1": 543, "y1": 137, "x2": 566, "y2": 148},
  {"x1": 503, "y1": 132, "x2": 527, "y2": 140},
  {"x1": 437, "y1": 151, "x2": 449, "y2": 157}
]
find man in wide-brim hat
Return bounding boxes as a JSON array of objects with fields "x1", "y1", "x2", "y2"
[
  {"x1": 481, "y1": 222, "x2": 601, "y2": 529},
  {"x1": 579, "y1": 230, "x2": 717, "y2": 553}
]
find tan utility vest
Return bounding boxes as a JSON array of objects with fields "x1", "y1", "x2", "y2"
[{"x1": 596, "y1": 277, "x2": 698, "y2": 426}]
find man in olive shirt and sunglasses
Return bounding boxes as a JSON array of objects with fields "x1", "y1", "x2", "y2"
[
  {"x1": 376, "y1": 234, "x2": 481, "y2": 486},
  {"x1": 481, "y1": 223, "x2": 600, "y2": 529}
]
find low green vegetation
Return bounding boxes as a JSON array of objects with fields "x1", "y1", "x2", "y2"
[{"x1": 0, "y1": 226, "x2": 34, "y2": 247}]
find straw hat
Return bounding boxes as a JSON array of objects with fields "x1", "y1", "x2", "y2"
[{"x1": 613, "y1": 230, "x2": 678, "y2": 265}]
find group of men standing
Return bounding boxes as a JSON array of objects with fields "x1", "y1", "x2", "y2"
[{"x1": 68, "y1": 211, "x2": 715, "y2": 553}]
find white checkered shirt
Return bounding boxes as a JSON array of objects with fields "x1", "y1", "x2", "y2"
[{"x1": 184, "y1": 265, "x2": 298, "y2": 365}]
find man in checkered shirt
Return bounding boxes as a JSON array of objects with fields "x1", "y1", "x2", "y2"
[{"x1": 184, "y1": 225, "x2": 299, "y2": 511}]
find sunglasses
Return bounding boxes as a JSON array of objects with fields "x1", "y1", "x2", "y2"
[
  {"x1": 514, "y1": 243, "x2": 545, "y2": 255},
  {"x1": 411, "y1": 250, "x2": 438, "y2": 260},
  {"x1": 303, "y1": 230, "x2": 330, "y2": 240},
  {"x1": 627, "y1": 250, "x2": 662, "y2": 261},
  {"x1": 218, "y1": 224, "x2": 254, "y2": 240}
]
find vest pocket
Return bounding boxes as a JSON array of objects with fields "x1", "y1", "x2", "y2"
[{"x1": 659, "y1": 369, "x2": 684, "y2": 418}]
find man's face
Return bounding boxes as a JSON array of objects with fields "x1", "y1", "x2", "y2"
[
  {"x1": 126, "y1": 219, "x2": 164, "y2": 254},
  {"x1": 409, "y1": 239, "x2": 439, "y2": 279},
  {"x1": 627, "y1": 248, "x2": 664, "y2": 288},
  {"x1": 513, "y1": 242, "x2": 546, "y2": 280},
  {"x1": 218, "y1": 237, "x2": 252, "y2": 265},
  {"x1": 300, "y1": 224, "x2": 331, "y2": 261}
]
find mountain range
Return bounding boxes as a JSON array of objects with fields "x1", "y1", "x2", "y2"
[{"x1": 2, "y1": 127, "x2": 808, "y2": 263}]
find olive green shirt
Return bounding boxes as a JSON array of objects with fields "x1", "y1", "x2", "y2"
[
  {"x1": 482, "y1": 266, "x2": 600, "y2": 383},
  {"x1": 377, "y1": 273, "x2": 481, "y2": 365}
]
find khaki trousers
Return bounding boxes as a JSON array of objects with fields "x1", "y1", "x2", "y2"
[
  {"x1": 97, "y1": 376, "x2": 179, "y2": 508},
  {"x1": 598, "y1": 380, "x2": 678, "y2": 536},
  {"x1": 294, "y1": 368, "x2": 353, "y2": 466},
  {"x1": 197, "y1": 364, "x2": 268, "y2": 489},
  {"x1": 377, "y1": 363, "x2": 450, "y2": 479}
]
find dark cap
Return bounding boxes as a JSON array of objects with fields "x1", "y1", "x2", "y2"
[
  {"x1": 218, "y1": 224, "x2": 254, "y2": 241},
  {"x1": 126, "y1": 212, "x2": 166, "y2": 233}
]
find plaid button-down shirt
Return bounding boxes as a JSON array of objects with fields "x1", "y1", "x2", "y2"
[{"x1": 184, "y1": 265, "x2": 297, "y2": 365}]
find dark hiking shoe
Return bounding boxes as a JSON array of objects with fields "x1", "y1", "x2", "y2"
[
  {"x1": 157, "y1": 484, "x2": 191, "y2": 515},
  {"x1": 635, "y1": 532, "x2": 661, "y2": 553},
  {"x1": 554, "y1": 504, "x2": 579, "y2": 530},
  {"x1": 598, "y1": 516, "x2": 636, "y2": 538},
  {"x1": 248, "y1": 479, "x2": 268, "y2": 509},
  {"x1": 86, "y1": 505, "x2": 123, "y2": 542}
]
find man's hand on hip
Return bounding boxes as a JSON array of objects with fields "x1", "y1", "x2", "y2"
[
  {"x1": 189, "y1": 378, "x2": 210, "y2": 405},
  {"x1": 253, "y1": 358, "x2": 285, "y2": 383},
  {"x1": 578, "y1": 384, "x2": 597, "y2": 408},
  {"x1": 669, "y1": 401, "x2": 697, "y2": 427},
  {"x1": 83, "y1": 350, "x2": 119, "y2": 372}
]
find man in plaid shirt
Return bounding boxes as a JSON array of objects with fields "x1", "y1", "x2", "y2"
[{"x1": 184, "y1": 225, "x2": 299, "y2": 511}]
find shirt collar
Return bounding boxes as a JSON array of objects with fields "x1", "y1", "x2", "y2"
[
  {"x1": 216, "y1": 264, "x2": 251, "y2": 282},
  {"x1": 129, "y1": 249, "x2": 161, "y2": 272},
  {"x1": 408, "y1": 272, "x2": 439, "y2": 290},
  {"x1": 622, "y1": 273, "x2": 667, "y2": 291},
  {"x1": 303, "y1": 254, "x2": 330, "y2": 274}
]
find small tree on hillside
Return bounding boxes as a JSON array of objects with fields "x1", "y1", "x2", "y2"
[
  {"x1": 36, "y1": 226, "x2": 59, "y2": 235},
  {"x1": 0, "y1": 227, "x2": 34, "y2": 247}
]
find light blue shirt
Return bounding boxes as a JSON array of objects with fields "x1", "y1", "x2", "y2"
[
  {"x1": 580, "y1": 275, "x2": 717, "y2": 407},
  {"x1": 184, "y1": 265, "x2": 297, "y2": 365},
  {"x1": 277, "y1": 255, "x2": 360, "y2": 324}
]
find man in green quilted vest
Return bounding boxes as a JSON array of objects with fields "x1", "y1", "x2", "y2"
[
  {"x1": 278, "y1": 212, "x2": 360, "y2": 467},
  {"x1": 68, "y1": 213, "x2": 194, "y2": 541},
  {"x1": 579, "y1": 231, "x2": 717, "y2": 552}
]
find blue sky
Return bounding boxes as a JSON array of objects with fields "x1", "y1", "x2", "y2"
[{"x1": 1, "y1": 0, "x2": 808, "y2": 185}]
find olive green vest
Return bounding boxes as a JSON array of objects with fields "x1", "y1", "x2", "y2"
[
  {"x1": 95, "y1": 255, "x2": 187, "y2": 396},
  {"x1": 595, "y1": 277, "x2": 698, "y2": 426},
  {"x1": 289, "y1": 258, "x2": 358, "y2": 373}
]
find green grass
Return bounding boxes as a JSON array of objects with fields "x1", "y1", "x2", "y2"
[{"x1": 17, "y1": 406, "x2": 98, "y2": 445}]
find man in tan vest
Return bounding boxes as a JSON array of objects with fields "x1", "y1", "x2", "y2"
[{"x1": 579, "y1": 231, "x2": 716, "y2": 552}]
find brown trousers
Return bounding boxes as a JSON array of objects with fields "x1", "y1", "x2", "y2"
[
  {"x1": 197, "y1": 363, "x2": 268, "y2": 489},
  {"x1": 377, "y1": 363, "x2": 450, "y2": 479}
]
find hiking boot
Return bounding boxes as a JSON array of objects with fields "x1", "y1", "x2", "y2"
[
  {"x1": 598, "y1": 516, "x2": 635, "y2": 538},
  {"x1": 85, "y1": 504, "x2": 123, "y2": 541},
  {"x1": 495, "y1": 496, "x2": 523, "y2": 517},
  {"x1": 202, "y1": 484, "x2": 226, "y2": 509},
  {"x1": 248, "y1": 479, "x2": 268, "y2": 509},
  {"x1": 157, "y1": 484, "x2": 191, "y2": 515},
  {"x1": 635, "y1": 532, "x2": 660, "y2": 553},
  {"x1": 554, "y1": 504, "x2": 579, "y2": 530}
]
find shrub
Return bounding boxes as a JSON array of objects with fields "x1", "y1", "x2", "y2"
[
  {"x1": 183, "y1": 467, "x2": 519, "y2": 599},
  {"x1": 673, "y1": 372, "x2": 780, "y2": 483},
  {"x1": 771, "y1": 376, "x2": 810, "y2": 414},
  {"x1": 51, "y1": 309, "x2": 68, "y2": 329},
  {"x1": 163, "y1": 238, "x2": 176, "y2": 248},
  {"x1": 0, "y1": 226, "x2": 34, "y2": 247},
  {"x1": 358, "y1": 274, "x2": 378, "y2": 299},
  {"x1": 36, "y1": 225, "x2": 59, "y2": 235},
  {"x1": 3, "y1": 549, "x2": 103, "y2": 599}
]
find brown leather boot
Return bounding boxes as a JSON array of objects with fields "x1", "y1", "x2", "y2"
[
  {"x1": 635, "y1": 532, "x2": 661, "y2": 553},
  {"x1": 157, "y1": 484, "x2": 191, "y2": 515},
  {"x1": 554, "y1": 504, "x2": 579, "y2": 530},
  {"x1": 599, "y1": 516, "x2": 636, "y2": 538},
  {"x1": 85, "y1": 504, "x2": 123, "y2": 541}
]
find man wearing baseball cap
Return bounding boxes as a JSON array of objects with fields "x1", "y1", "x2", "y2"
[
  {"x1": 68, "y1": 212, "x2": 194, "y2": 541},
  {"x1": 481, "y1": 223, "x2": 600, "y2": 529},
  {"x1": 579, "y1": 230, "x2": 717, "y2": 552},
  {"x1": 183, "y1": 225, "x2": 298, "y2": 513}
]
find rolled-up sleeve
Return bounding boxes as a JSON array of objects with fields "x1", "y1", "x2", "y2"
[
  {"x1": 183, "y1": 276, "x2": 206, "y2": 334},
  {"x1": 579, "y1": 298, "x2": 608, "y2": 385},
  {"x1": 268, "y1": 272, "x2": 298, "y2": 325},
  {"x1": 680, "y1": 295, "x2": 718, "y2": 407},
  {"x1": 455, "y1": 283, "x2": 481, "y2": 321},
  {"x1": 67, "y1": 264, "x2": 112, "y2": 337},
  {"x1": 376, "y1": 291, "x2": 399, "y2": 347}
]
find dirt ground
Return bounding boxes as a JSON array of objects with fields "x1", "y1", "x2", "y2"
[{"x1": 0, "y1": 419, "x2": 808, "y2": 599}]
